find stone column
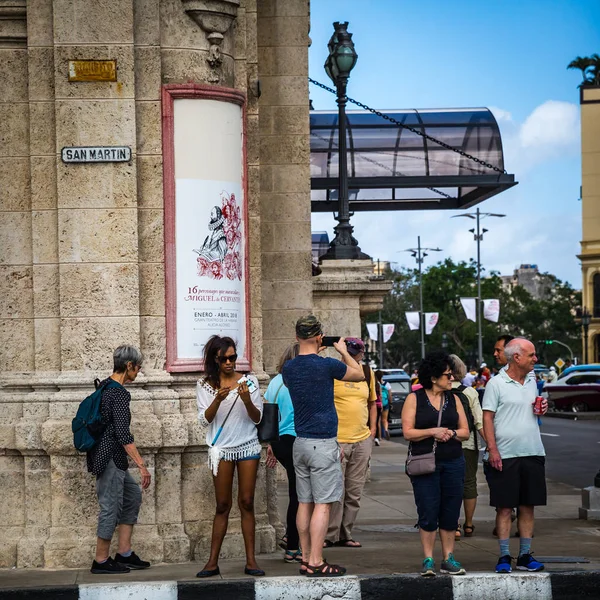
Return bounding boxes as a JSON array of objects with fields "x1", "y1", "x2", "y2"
[
  {"x1": 0, "y1": 0, "x2": 30, "y2": 568},
  {"x1": 257, "y1": 0, "x2": 313, "y2": 375}
]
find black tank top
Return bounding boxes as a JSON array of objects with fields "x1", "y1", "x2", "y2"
[{"x1": 411, "y1": 388, "x2": 462, "y2": 461}]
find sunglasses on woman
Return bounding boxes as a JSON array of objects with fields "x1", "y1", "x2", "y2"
[{"x1": 218, "y1": 354, "x2": 238, "y2": 364}]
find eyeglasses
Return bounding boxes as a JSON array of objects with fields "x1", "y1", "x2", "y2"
[
  {"x1": 218, "y1": 354, "x2": 238, "y2": 364},
  {"x1": 441, "y1": 372, "x2": 453, "y2": 378},
  {"x1": 346, "y1": 341, "x2": 364, "y2": 351}
]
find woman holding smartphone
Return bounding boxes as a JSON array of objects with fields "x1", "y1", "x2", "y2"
[{"x1": 196, "y1": 335, "x2": 264, "y2": 578}]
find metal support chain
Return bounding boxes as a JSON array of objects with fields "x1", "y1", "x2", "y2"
[{"x1": 309, "y1": 78, "x2": 507, "y2": 175}]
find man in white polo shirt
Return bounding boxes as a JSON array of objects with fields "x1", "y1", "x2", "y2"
[{"x1": 483, "y1": 338, "x2": 548, "y2": 574}]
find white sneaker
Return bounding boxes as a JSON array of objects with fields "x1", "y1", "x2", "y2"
[{"x1": 374, "y1": 438, "x2": 380, "y2": 446}]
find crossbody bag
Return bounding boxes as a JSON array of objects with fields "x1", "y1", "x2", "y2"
[{"x1": 405, "y1": 392, "x2": 444, "y2": 477}]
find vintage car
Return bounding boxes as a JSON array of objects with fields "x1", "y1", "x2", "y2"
[{"x1": 543, "y1": 371, "x2": 600, "y2": 412}]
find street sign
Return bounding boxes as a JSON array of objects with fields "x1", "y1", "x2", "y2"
[
  {"x1": 68, "y1": 60, "x2": 117, "y2": 82},
  {"x1": 61, "y1": 146, "x2": 131, "y2": 163},
  {"x1": 555, "y1": 358, "x2": 565, "y2": 369}
]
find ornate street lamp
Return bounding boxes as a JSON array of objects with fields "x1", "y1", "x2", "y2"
[{"x1": 321, "y1": 21, "x2": 369, "y2": 261}]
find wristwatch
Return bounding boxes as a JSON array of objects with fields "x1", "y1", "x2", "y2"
[{"x1": 451, "y1": 429, "x2": 457, "y2": 439}]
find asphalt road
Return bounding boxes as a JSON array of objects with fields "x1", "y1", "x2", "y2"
[{"x1": 390, "y1": 417, "x2": 600, "y2": 489}]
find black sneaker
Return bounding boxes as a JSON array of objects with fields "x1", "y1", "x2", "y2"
[
  {"x1": 115, "y1": 551, "x2": 151, "y2": 570},
  {"x1": 91, "y1": 556, "x2": 130, "y2": 574}
]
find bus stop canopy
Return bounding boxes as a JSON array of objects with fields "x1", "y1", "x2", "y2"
[{"x1": 310, "y1": 108, "x2": 516, "y2": 212}]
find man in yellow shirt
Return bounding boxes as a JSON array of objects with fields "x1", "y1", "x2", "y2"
[{"x1": 325, "y1": 338, "x2": 377, "y2": 547}]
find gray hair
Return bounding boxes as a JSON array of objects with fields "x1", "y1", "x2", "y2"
[
  {"x1": 113, "y1": 345, "x2": 143, "y2": 373},
  {"x1": 449, "y1": 354, "x2": 467, "y2": 381},
  {"x1": 503, "y1": 338, "x2": 529, "y2": 363}
]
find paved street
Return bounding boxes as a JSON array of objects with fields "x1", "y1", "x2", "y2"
[{"x1": 391, "y1": 416, "x2": 600, "y2": 490}]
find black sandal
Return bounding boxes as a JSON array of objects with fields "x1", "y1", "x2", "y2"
[
  {"x1": 335, "y1": 539, "x2": 362, "y2": 548},
  {"x1": 299, "y1": 560, "x2": 308, "y2": 575},
  {"x1": 463, "y1": 524, "x2": 475, "y2": 537},
  {"x1": 322, "y1": 540, "x2": 335, "y2": 548},
  {"x1": 306, "y1": 560, "x2": 346, "y2": 578}
]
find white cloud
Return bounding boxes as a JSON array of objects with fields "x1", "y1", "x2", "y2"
[
  {"x1": 493, "y1": 100, "x2": 580, "y2": 172},
  {"x1": 519, "y1": 100, "x2": 579, "y2": 149}
]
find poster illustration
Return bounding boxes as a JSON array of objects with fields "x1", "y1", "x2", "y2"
[{"x1": 175, "y1": 179, "x2": 246, "y2": 361}]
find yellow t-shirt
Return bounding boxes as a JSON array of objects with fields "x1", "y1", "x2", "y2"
[{"x1": 333, "y1": 368, "x2": 377, "y2": 444}]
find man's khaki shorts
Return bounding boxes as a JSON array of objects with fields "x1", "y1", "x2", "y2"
[{"x1": 293, "y1": 437, "x2": 343, "y2": 504}]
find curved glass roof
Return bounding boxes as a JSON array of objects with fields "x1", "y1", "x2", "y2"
[{"x1": 310, "y1": 108, "x2": 516, "y2": 212}]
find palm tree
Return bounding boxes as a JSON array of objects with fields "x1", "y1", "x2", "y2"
[
  {"x1": 589, "y1": 54, "x2": 600, "y2": 85},
  {"x1": 567, "y1": 55, "x2": 595, "y2": 87}
]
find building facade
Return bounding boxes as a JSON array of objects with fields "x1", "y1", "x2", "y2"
[
  {"x1": 0, "y1": 0, "x2": 329, "y2": 569},
  {"x1": 579, "y1": 85, "x2": 600, "y2": 363}
]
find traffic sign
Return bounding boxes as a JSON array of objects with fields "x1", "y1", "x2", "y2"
[{"x1": 555, "y1": 358, "x2": 565, "y2": 369}]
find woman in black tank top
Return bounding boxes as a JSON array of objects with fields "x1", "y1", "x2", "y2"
[{"x1": 401, "y1": 352, "x2": 470, "y2": 576}]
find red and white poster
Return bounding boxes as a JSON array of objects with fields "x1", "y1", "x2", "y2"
[{"x1": 163, "y1": 85, "x2": 250, "y2": 372}]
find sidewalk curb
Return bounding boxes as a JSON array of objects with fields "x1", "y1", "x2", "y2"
[{"x1": 2, "y1": 572, "x2": 600, "y2": 600}]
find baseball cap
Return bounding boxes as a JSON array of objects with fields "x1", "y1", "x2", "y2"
[
  {"x1": 345, "y1": 337, "x2": 365, "y2": 356},
  {"x1": 295, "y1": 315, "x2": 323, "y2": 340}
]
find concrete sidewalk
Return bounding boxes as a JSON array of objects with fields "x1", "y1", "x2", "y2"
[{"x1": 1, "y1": 440, "x2": 600, "y2": 598}]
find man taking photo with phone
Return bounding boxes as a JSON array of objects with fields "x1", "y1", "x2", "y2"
[{"x1": 282, "y1": 315, "x2": 365, "y2": 577}]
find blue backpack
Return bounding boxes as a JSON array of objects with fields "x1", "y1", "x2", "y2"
[{"x1": 72, "y1": 379, "x2": 120, "y2": 452}]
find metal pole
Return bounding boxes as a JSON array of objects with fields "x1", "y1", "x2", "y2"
[
  {"x1": 418, "y1": 236, "x2": 425, "y2": 359},
  {"x1": 584, "y1": 323, "x2": 589, "y2": 364},
  {"x1": 378, "y1": 310, "x2": 384, "y2": 368},
  {"x1": 476, "y1": 208, "x2": 483, "y2": 365}
]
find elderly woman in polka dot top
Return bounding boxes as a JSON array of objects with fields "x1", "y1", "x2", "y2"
[{"x1": 196, "y1": 335, "x2": 264, "y2": 578}]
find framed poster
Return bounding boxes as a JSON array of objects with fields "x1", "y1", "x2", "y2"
[{"x1": 162, "y1": 84, "x2": 250, "y2": 372}]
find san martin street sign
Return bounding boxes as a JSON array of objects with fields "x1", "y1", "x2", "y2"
[{"x1": 61, "y1": 146, "x2": 132, "y2": 163}]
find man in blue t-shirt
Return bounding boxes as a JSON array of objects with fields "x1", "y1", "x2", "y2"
[{"x1": 282, "y1": 315, "x2": 365, "y2": 577}]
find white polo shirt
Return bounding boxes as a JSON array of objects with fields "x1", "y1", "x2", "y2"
[{"x1": 482, "y1": 368, "x2": 545, "y2": 459}]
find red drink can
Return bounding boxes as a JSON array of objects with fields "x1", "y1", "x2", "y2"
[{"x1": 533, "y1": 396, "x2": 544, "y2": 415}]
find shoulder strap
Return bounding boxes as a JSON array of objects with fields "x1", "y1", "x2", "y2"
[
  {"x1": 455, "y1": 384, "x2": 466, "y2": 393},
  {"x1": 362, "y1": 364, "x2": 372, "y2": 389},
  {"x1": 271, "y1": 380, "x2": 285, "y2": 405}
]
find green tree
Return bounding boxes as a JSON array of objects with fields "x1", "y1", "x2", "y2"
[
  {"x1": 567, "y1": 54, "x2": 600, "y2": 87},
  {"x1": 365, "y1": 259, "x2": 581, "y2": 371}
]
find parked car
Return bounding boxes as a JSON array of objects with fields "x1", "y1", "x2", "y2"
[
  {"x1": 558, "y1": 364, "x2": 600, "y2": 380},
  {"x1": 543, "y1": 371, "x2": 600, "y2": 412},
  {"x1": 382, "y1": 371, "x2": 412, "y2": 431}
]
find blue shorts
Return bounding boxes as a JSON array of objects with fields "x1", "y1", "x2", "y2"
[
  {"x1": 237, "y1": 454, "x2": 260, "y2": 462},
  {"x1": 410, "y1": 455, "x2": 465, "y2": 532}
]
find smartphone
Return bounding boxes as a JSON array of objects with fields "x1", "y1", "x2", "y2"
[
  {"x1": 237, "y1": 375, "x2": 257, "y2": 392},
  {"x1": 322, "y1": 336, "x2": 339, "y2": 347}
]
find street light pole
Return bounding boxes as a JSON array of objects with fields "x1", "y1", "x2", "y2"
[
  {"x1": 582, "y1": 307, "x2": 591, "y2": 364},
  {"x1": 320, "y1": 21, "x2": 369, "y2": 261},
  {"x1": 404, "y1": 237, "x2": 442, "y2": 359},
  {"x1": 452, "y1": 208, "x2": 505, "y2": 365}
]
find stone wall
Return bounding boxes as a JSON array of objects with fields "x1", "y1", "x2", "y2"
[{"x1": 0, "y1": 0, "x2": 280, "y2": 569}]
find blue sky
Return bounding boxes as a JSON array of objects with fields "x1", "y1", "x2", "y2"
[{"x1": 309, "y1": 0, "x2": 600, "y2": 287}]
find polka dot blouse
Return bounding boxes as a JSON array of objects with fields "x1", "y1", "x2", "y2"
[{"x1": 86, "y1": 378, "x2": 135, "y2": 476}]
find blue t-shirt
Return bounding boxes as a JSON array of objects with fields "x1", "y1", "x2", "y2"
[
  {"x1": 264, "y1": 374, "x2": 296, "y2": 437},
  {"x1": 282, "y1": 354, "x2": 348, "y2": 439}
]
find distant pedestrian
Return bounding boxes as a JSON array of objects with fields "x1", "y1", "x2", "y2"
[
  {"x1": 88, "y1": 345, "x2": 151, "y2": 575},
  {"x1": 483, "y1": 338, "x2": 548, "y2": 574},
  {"x1": 282, "y1": 316, "x2": 365, "y2": 577},
  {"x1": 547, "y1": 366, "x2": 558, "y2": 383},
  {"x1": 326, "y1": 338, "x2": 377, "y2": 548},
  {"x1": 493, "y1": 334, "x2": 514, "y2": 369},
  {"x1": 449, "y1": 355, "x2": 486, "y2": 540},
  {"x1": 402, "y1": 351, "x2": 470, "y2": 577},
  {"x1": 376, "y1": 370, "x2": 392, "y2": 440},
  {"x1": 265, "y1": 343, "x2": 302, "y2": 564},
  {"x1": 196, "y1": 335, "x2": 264, "y2": 578}
]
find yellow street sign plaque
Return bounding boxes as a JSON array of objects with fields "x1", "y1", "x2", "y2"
[
  {"x1": 555, "y1": 358, "x2": 565, "y2": 369},
  {"x1": 68, "y1": 60, "x2": 117, "y2": 82}
]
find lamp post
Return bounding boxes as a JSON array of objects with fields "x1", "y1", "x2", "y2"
[
  {"x1": 320, "y1": 21, "x2": 369, "y2": 261},
  {"x1": 452, "y1": 207, "x2": 505, "y2": 364},
  {"x1": 581, "y1": 307, "x2": 591, "y2": 364},
  {"x1": 403, "y1": 237, "x2": 442, "y2": 359}
]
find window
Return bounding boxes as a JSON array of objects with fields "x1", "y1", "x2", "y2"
[{"x1": 594, "y1": 273, "x2": 600, "y2": 317}]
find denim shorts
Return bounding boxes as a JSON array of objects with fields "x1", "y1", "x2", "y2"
[
  {"x1": 237, "y1": 454, "x2": 261, "y2": 462},
  {"x1": 410, "y1": 455, "x2": 465, "y2": 532},
  {"x1": 293, "y1": 437, "x2": 343, "y2": 504}
]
